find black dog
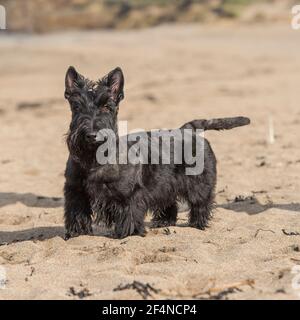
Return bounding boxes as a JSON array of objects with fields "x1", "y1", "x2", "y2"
[{"x1": 64, "y1": 66, "x2": 250, "y2": 239}]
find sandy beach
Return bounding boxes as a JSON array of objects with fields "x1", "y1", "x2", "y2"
[{"x1": 0, "y1": 23, "x2": 300, "y2": 299}]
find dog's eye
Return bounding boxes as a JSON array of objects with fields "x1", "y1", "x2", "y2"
[{"x1": 101, "y1": 104, "x2": 111, "y2": 113}]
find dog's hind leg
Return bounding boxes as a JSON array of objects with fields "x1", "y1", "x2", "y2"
[
  {"x1": 151, "y1": 203, "x2": 178, "y2": 228},
  {"x1": 188, "y1": 190, "x2": 215, "y2": 230}
]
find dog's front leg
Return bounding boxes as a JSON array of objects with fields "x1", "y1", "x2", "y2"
[
  {"x1": 64, "y1": 158, "x2": 93, "y2": 240},
  {"x1": 114, "y1": 205, "x2": 147, "y2": 239}
]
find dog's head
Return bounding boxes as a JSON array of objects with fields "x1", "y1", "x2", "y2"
[{"x1": 64, "y1": 66, "x2": 124, "y2": 164}]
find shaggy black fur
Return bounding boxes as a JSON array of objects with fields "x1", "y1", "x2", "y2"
[{"x1": 63, "y1": 66, "x2": 250, "y2": 239}]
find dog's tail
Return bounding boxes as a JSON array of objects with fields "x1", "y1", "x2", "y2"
[{"x1": 181, "y1": 116, "x2": 250, "y2": 131}]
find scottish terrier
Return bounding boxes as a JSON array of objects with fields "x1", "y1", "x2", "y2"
[{"x1": 64, "y1": 66, "x2": 250, "y2": 239}]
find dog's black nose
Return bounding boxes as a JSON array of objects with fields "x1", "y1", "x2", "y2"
[{"x1": 87, "y1": 132, "x2": 97, "y2": 141}]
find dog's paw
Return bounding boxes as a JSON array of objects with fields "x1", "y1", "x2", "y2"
[
  {"x1": 64, "y1": 228, "x2": 94, "y2": 241},
  {"x1": 134, "y1": 228, "x2": 147, "y2": 237},
  {"x1": 151, "y1": 220, "x2": 176, "y2": 228},
  {"x1": 64, "y1": 233, "x2": 72, "y2": 241},
  {"x1": 188, "y1": 222, "x2": 207, "y2": 230}
]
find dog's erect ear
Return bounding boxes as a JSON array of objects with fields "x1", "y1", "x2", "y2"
[
  {"x1": 104, "y1": 67, "x2": 124, "y2": 104},
  {"x1": 65, "y1": 66, "x2": 80, "y2": 99}
]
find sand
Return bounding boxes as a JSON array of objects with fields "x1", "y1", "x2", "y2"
[{"x1": 0, "y1": 23, "x2": 300, "y2": 300}]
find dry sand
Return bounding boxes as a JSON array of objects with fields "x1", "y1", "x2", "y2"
[{"x1": 0, "y1": 23, "x2": 300, "y2": 299}]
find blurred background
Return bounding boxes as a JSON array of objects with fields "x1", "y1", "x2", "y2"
[
  {"x1": 1, "y1": 0, "x2": 300, "y2": 299},
  {"x1": 1, "y1": 0, "x2": 296, "y2": 32}
]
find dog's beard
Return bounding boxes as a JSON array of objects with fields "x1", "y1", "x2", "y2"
[{"x1": 67, "y1": 129, "x2": 98, "y2": 168}]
